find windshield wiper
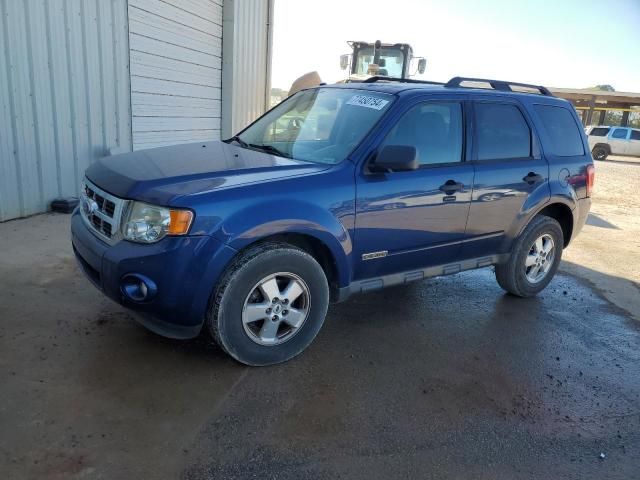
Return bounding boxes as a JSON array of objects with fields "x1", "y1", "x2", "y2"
[
  {"x1": 225, "y1": 136, "x2": 291, "y2": 159},
  {"x1": 224, "y1": 135, "x2": 249, "y2": 148},
  {"x1": 248, "y1": 143, "x2": 291, "y2": 159}
]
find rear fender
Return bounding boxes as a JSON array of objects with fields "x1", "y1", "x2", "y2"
[
  {"x1": 504, "y1": 182, "x2": 553, "y2": 242},
  {"x1": 515, "y1": 195, "x2": 576, "y2": 245}
]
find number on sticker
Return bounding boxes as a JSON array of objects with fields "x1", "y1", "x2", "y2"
[{"x1": 346, "y1": 95, "x2": 390, "y2": 110}]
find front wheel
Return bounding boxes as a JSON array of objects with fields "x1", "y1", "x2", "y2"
[
  {"x1": 495, "y1": 215, "x2": 563, "y2": 297},
  {"x1": 208, "y1": 242, "x2": 329, "y2": 366}
]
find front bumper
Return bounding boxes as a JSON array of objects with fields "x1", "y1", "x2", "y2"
[{"x1": 71, "y1": 210, "x2": 237, "y2": 339}]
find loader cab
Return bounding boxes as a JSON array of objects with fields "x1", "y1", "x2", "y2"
[{"x1": 340, "y1": 40, "x2": 426, "y2": 80}]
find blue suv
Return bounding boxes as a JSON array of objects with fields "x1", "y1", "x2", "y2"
[{"x1": 71, "y1": 76, "x2": 594, "y2": 365}]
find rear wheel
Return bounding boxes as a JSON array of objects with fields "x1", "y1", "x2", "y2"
[
  {"x1": 495, "y1": 215, "x2": 563, "y2": 297},
  {"x1": 592, "y1": 146, "x2": 608, "y2": 160},
  {"x1": 208, "y1": 242, "x2": 329, "y2": 366}
]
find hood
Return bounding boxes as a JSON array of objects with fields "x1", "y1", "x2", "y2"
[{"x1": 85, "y1": 141, "x2": 329, "y2": 205}]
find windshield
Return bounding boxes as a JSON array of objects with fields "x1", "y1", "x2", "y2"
[
  {"x1": 233, "y1": 88, "x2": 394, "y2": 165},
  {"x1": 355, "y1": 47, "x2": 405, "y2": 78}
]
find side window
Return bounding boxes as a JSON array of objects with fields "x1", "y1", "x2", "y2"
[
  {"x1": 381, "y1": 102, "x2": 463, "y2": 165},
  {"x1": 589, "y1": 127, "x2": 610, "y2": 137},
  {"x1": 475, "y1": 103, "x2": 531, "y2": 160},
  {"x1": 534, "y1": 105, "x2": 584, "y2": 156},
  {"x1": 631, "y1": 130, "x2": 640, "y2": 141},
  {"x1": 611, "y1": 128, "x2": 629, "y2": 139}
]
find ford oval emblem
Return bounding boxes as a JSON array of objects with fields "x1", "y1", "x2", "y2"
[{"x1": 81, "y1": 196, "x2": 98, "y2": 216}]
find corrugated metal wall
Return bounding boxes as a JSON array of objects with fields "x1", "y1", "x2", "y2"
[
  {"x1": 128, "y1": 0, "x2": 223, "y2": 150},
  {"x1": 0, "y1": 0, "x2": 132, "y2": 222},
  {"x1": 1, "y1": 0, "x2": 273, "y2": 221},
  {"x1": 221, "y1": 0, "x2": 273, "y2": 138}
]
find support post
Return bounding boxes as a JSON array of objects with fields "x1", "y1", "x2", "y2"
[
  {"x1": 585, "y1": 96, "x2": 596, "y2": 126},
  {"x1": 621, "y1": 110, "x2": 630, "y2": 127}
]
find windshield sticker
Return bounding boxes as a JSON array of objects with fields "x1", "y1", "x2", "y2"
[{"x1": 346, "y1": 95, "x2": 389, "y2": 110}]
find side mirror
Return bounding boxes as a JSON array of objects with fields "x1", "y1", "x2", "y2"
[
  {"x1": 339, "y1": 54, "x2": 350, "y2": 70},
  {"x1": 371, "y1": 145, "x2": 418, "y2": 172},
  {"x1": 418, "y1": 58, "x2": 427, "y2": 74}
]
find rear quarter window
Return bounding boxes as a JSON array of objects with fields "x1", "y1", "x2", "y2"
[
  {"x1": 631, "y1": 130, "x2": 640, "y2": 141},
  {"x1": 534, "y1": 105, "x2": 584, "y2": 156},
  {"x1": 589, "y1": 127, "x2": 610, "y2": 137}
]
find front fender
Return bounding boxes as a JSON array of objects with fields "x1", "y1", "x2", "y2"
[{"x1": 216, "y1": 200, "x2": 354, "y2": 288}]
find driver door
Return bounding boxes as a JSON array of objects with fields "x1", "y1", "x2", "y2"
[{"x1": 354, "y1": 99, "x2": 473, "y2": 280}]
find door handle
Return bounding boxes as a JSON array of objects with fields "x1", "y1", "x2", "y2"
[
  {"x1": 523, "y1": 172, "x2": 544, "y2": 184},
  {"x1": 439, "y1": 180, "x2": 464, "y2": 194}
]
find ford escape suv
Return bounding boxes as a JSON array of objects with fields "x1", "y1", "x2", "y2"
[{"x1": 71, "y1": 76, "x2": 594, "y2": 366}]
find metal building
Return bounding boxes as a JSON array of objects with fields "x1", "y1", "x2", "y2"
[{"x1": 0, "y1": 0, "x2": 273, "y2": 222}]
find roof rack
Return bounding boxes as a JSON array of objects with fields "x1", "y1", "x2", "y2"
[
  {"x1": 444, "y1": 77, "x2": 553, "y2": 96},
  {"x1": 360, "y1": 75, "x2": 553, "y2": 96},
  {"x1": 362, "y1": 76, "x2": 444, "y2": 86}
]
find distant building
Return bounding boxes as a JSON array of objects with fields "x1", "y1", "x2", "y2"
[{"x1": 550, "y1": 88, "x2": 640, "y2": 127}]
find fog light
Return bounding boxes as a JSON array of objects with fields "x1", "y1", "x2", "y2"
[{"x1": 121, "y1": 274, "x2": 157, "y2": 302}]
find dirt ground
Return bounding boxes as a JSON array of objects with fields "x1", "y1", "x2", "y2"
[
  {"x1": 561, "y1": 155, "x2": 640, "y2": 321},
  {"x1": 0, "y1": 157, "x2": 639, "y2": 479}
]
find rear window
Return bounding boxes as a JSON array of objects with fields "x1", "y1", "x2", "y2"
[
  {"x1": 589, "y1": 127, "x2": 610, "y2": 137},
  {"x1": 631, "y1": 130, "x2": 640, "y2": 141},
  {"x1": 475, "y1": 103, "x2": 531, "y2": 160},
  {"x1": 534, "y1": 105, "x2": 584, "y2": 156}
]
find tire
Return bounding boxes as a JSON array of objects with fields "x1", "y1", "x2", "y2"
[
  {"x1": 207, "y1": 242, "x2": 329, "y2": 366},
  {"x1": 495, "y1": 215, "x2": 563, "y2": 297},
  {"x1": 592, "y1": 146, "x2": 608, "y2": 160}
]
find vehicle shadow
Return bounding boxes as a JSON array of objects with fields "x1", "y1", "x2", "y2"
[
  {"x1": 586, "y1": 213, "x2": 620, "y2": 229},
  {"x1": 559, "y1": 260, "x2": 640, "y2": 323},
  {"x1": 597, "y1": 156, "x2": 640, "y2": 167}
]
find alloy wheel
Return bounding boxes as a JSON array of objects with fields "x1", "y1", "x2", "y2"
[
  {"x1": 241, "y1": 272, "x2": 311, "y2": 346},
  {"x1": 525, "y1": 233, "x2": 555, "y2": 284}
]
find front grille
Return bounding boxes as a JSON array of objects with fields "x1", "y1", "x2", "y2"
[
  {"x1": 85, "y1": 187, "x2": 116, "y2": 218},
  {"x1": 103, "y1": 199, "x2": 115, "y2": 217},
  {"x1": 80, "y1": 179, "x2": 126, "y2": 244}
]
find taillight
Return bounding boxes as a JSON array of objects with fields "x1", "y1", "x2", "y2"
[{"x1": 586, "y1": 164, "x2": 595, "y2": 197}]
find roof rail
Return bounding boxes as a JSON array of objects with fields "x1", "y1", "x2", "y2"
[
  {"x1": 445, "y1": 76, "x2": 553, "y2": 96},
  {"x1": 362, "y1": 76, "x2": 444, "y2": 86}
]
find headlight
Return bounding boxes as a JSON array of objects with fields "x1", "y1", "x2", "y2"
[{"x1": 123, "y1": 202, "x2": 194, "y2": 243}]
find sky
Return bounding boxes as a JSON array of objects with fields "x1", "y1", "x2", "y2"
[{"x1": 271, "y1": 0, "x2": 640, "y2": 93}]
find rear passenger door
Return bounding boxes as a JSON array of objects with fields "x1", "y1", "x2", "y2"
[
  {"x1": 461, "y1": 99, "x2": 549, "y2": 258},
  {"x1": 608, "y1": 128, "x2": 630, "y2": 155}
]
